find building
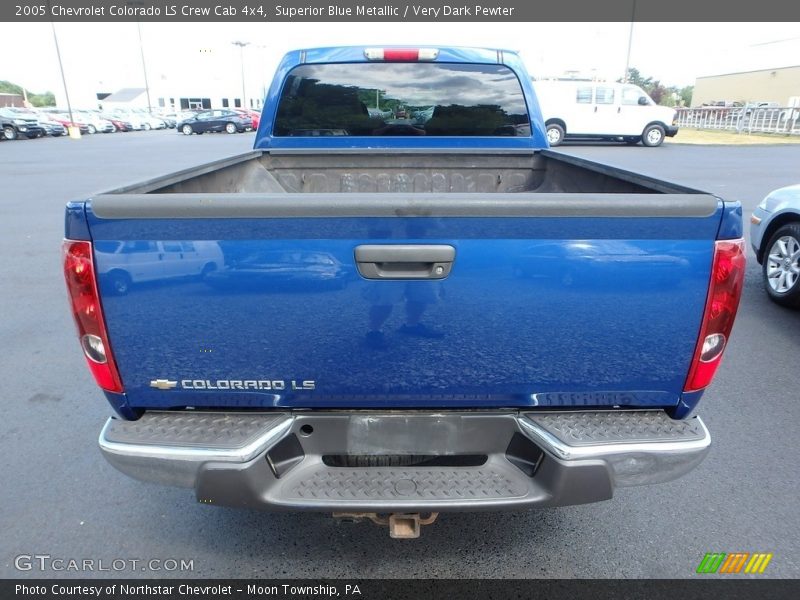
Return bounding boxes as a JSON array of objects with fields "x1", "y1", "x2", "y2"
[
  {"x1": 53, "y1": 40, "x2": 274, "y2": 113},
  {"x1": 0, "y1": 93, "x2": 24, "y2": 107},
  {"x1": 100, "y1": 88, "x2": 149, "y2": 110},
  {"x1": 98, "y1": 86, "x2": 263, "y2": 113},
  {"x1": 693, "y1": 65, "x2": 800, "y2": 107},
  {"x1": 64, "y1": 80, "x2": 265, "y2": 114}
]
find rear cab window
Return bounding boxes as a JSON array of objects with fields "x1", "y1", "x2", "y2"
[{"x1": 273, "y1": 62, "x2": 530, "y2": 137}]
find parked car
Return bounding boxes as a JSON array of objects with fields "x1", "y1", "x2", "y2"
[
  {"x1": 102, "y1": 115, "x2": 133, "y2": 132},
  {"x1": 128, "y1": 110, "x2": 167, "y2": 130},
  {"x1": 46, "y1": 112, "x2": 90, "y2": 134},
  {"x1": 175, "y1": 110, "x2": 201, "y2": 122},
  {"x1": 234, "y1": 108, "x2": 260, "y2": 130},
  {"x1": 177, "y1": 109, "x2": 252, "y2": 134},
  {"x1": 161, "y1": 111, "x2": 196, "y2": 128},
  {"x1": 0, "y1": 107, "x2": 45, "y2": 139},
  {"x1": 105, "y1": 110, "x2": 150, "y2": 131},
  {"x1": 155, "y1": 113, "x2": 177, "y2": 128},
  {"x1": 75, "y1": 111, "x2": 115, "y2": 134},
  {"x1": 750, "y1": 185, "x2": 800, "y2": 307},
  {"x1": 38, "y1": 117, "x2": 66, "y2": 137},
  {"x1": 534, "y1": 80, "x2": 678, "y2": 146},
  {"x1": 144, "y1": 115, "x2": 167, "y2": 130}
]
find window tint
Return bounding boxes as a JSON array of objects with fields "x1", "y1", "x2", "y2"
[
  {"x1": 595, "y1": 86, "x2": 615, "y2": 104},
  {"x1": 576, "y1": 86, "x2": 593, "y2": 104},
  {"x1": 274, "y1": 62, "x2": 530, "y2": 137}
]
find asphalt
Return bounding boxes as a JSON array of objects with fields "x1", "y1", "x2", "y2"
[{"x1": 1, "y1": 131, "x2": 798, "y2": 579}]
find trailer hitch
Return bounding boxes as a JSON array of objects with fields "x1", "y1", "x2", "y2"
[{"x1": 332, "y1": 512, "x2": 439, "y2": 539}]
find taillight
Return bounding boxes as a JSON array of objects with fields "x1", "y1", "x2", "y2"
[
  {"x1": 684, "y1": 239, "x2": 746, "y2": 392},
  {"x1": 364, "y1": 48, "x2": 439, "y2": 61},
  {"x1": 63, "y1": 240, "x2": 124, "y2": 393}
]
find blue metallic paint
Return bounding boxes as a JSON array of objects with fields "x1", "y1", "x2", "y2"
[
  {"x1": 102, "y1": 391, "x2": 142, "y2": 420},
  {"x1": 670, "y1": 390, "x2": 706, "y2": 420},
  {"x1": 65, "y1": 202, "x2": 91, "y2": 241},
  {"x1": 717, "y1": 200, "x2": 743, "y2": 240},
  {"x1": 84, "y1": 206, "x2": 725, "y2": 412}
]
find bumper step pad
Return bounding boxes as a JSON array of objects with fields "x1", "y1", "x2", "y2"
[
  {"x1": 103, "y1": 412, "x2": 286, "y2": 449},
  {"x1": 525, "y1": 410, "x2": 707, "y2": 446},
  {"x1": 286, "y1": 465, "x2": 528, "y2": 502},
  {"x1": 100, "y1": 410, "x2": 711, "y2": 511}
]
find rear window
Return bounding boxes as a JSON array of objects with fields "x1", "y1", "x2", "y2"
[{"x1": 273, "y1": 62, "x2": 530, "y2": 137}]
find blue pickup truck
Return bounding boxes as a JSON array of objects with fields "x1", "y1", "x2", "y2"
[{"x1": 63, "y1": 46, "x2": 745, "y2": 538}]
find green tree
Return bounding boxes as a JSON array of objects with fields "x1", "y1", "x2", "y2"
[
  {"x1": 29, "y1": 92, "x2": 55, "y2": 107},
  {"x1": 618, "y1": 68, "x2": 653, "y2": 90},
  {"x1": 618, "y1": 68, "x2": 690, "y2": 107},
  {"x1": 0, "y1": 80, "x2": 23, "y2": 95},
  {"x1": 0, "y1": 80, "x2": 56, "y2": 107},
  {"x1": 679, "y1": 85, "x2": 693, "y2": 107},
  {"x1": 648, "y1": 81, "x2": 668, "y2": 105}
]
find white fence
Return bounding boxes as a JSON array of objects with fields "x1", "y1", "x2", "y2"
[{"x1": 675, "y1": 106, "x2": 800, "y2": 135}]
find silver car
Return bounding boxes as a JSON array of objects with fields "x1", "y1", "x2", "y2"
[{"x1": 750, "y1": 184, "x2": 800, "y2": 307}]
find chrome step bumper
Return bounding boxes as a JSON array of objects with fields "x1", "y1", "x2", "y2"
[{"x1": 99, "y1": 410, "x2": 710, "y2": 511}]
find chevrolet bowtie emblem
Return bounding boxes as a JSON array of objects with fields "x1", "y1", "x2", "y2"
[{"x1": 150, "y1": 379, "x2": 178, "y2": 390}]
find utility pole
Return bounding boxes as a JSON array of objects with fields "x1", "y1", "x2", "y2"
[
  {"x1": 232, "y1": 41, "x2": 250, "y2": 108},
  {"x1": 137, "y1": 21, "x2": 153, "y2": 114},
  {"x1": 255, "y1": 44, "x2": 269, "y2": 107},
  {"x1": 623, "y1": 0, "x2": 637, "y2": 83},
  {"x1": 49, "y1": 18, "x2": 77, "y2": 137}
]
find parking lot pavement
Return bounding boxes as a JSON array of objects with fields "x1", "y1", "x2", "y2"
[{"x1": 1, "y1": 134, "x2": 798, "y2": 579}]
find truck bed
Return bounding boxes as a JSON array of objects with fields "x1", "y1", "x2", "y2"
[{"x1": 105, "y1": 149, "x2": 698, "y2": 196}]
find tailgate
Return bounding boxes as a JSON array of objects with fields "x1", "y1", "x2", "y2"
[{"x1": 84, "y1": 192, "x2": 723, "y2": 411}]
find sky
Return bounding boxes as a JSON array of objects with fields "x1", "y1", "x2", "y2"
[{"x1": 1, "y1": 21, "x2": 799, "y2": 103}]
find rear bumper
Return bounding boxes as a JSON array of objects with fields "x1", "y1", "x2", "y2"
[{"x1": 99, "y1": 410, "x2": 710, "y2": 512}]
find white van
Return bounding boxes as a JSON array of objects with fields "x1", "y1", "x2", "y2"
[{"x1": 532, "y1": 80, "x2": 678, "y2": 147}]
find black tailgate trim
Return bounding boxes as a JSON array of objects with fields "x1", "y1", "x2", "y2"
[{"x1": 91, "y1": 192, "x2": 719, "y2": 219}]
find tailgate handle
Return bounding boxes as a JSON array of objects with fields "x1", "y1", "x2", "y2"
[{"x1": 355, "y1": 245, "x2": 455, "y2": 280}]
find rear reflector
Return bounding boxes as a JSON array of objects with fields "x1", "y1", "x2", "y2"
[
  {"x1": 63, "y1": 240, "x2": 124, "y2": 393},
  {"x1": 364, "y1": 48, "x2": 439, "y2": 61},
  {"x1": 684, "y1": 239, "x2": 746, "y2": 392}
]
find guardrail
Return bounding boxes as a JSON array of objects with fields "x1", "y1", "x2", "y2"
[{"x1": 675, "y1": 106, "x2": 800, "y2": 135}]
